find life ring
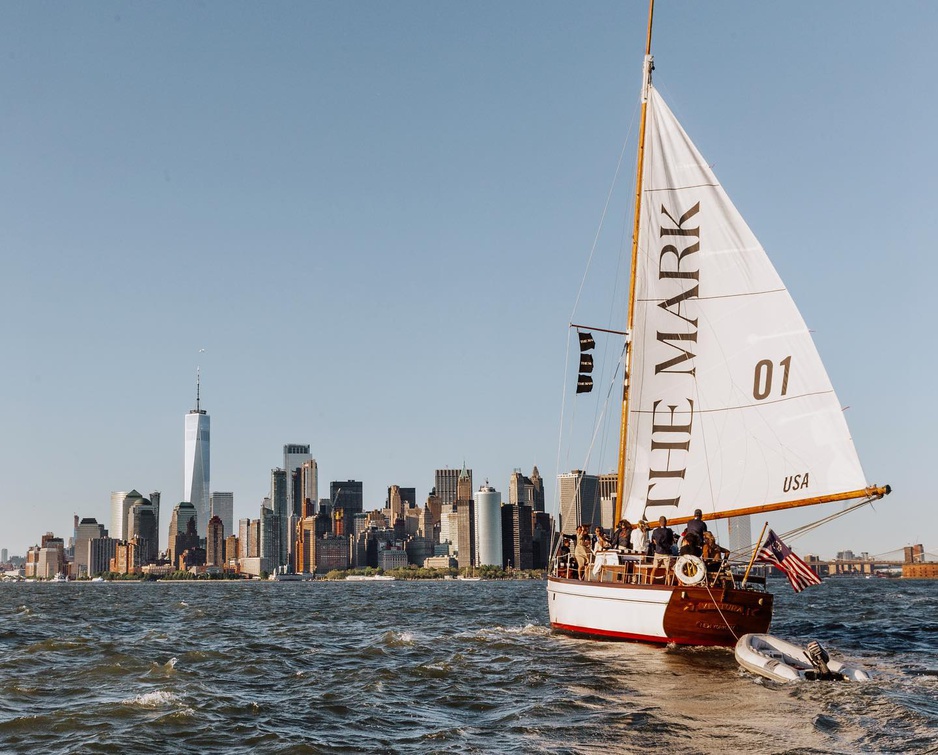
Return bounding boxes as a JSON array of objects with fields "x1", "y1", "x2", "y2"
[{"x1": 674, "y1": 555, "x2": 706, "y2": 586}]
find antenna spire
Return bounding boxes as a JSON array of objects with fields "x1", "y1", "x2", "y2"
[{"x1": 196, "y1": 367, "x2": 201, "y2": 412}]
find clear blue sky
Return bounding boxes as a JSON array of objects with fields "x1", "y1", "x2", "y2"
[{"x1": 1, "y1": 1, "x2": 933, "y2": 560}]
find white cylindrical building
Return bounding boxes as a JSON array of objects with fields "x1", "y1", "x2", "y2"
[{"x1": 474, "y1": 485, "x2": 502, "y2": 567}]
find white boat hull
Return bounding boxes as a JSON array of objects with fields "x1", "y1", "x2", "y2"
[{"x1": 547, "y1": 574, "x2": 772, "y2": 646}]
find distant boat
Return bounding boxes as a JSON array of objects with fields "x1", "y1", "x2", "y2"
[
  {"x1": 546, "y1": 1, "x2": 889, "y2": 647},
  {"x1": 456, "y1": 576, "x2": 481, "y2": 582},
  {"x1": 346, "y1": 575, "x2": 396, "y2": 582},
  {"x1": 91, "y1": 576, "x2": 105, "y2": 583},
  {"x1": 52, "y1": 573, "x2": 68, "y2": 582}
]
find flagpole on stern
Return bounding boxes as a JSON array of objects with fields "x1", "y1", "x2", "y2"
[
  {"x1": 741, "y1": 522, "x2": 770, "y2": 588},
  {"x1": 614, "y1": 0, "x2": 655, "y2": 526}
]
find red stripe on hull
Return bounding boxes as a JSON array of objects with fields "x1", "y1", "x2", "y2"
[{"x1": 550, "y1": 621, "x2": 734, "y2": 647}]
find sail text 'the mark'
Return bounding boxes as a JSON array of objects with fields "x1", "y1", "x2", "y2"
[{"x1": 646, "y1": 203, "x2": 700, "y2": 509}]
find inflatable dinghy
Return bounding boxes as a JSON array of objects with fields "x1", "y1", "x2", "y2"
[{"x1": 735, "y1": 633, "x2": 871, "y2": 682}]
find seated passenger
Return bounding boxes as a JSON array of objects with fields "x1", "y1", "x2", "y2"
[
  {"x1": 679, "y1": 531, "x2": 702, "y2": 558},
  {"x1": 593, "y1": 526, "x2": 611, "y2": 552},
  {"x1": 701, "y1": 531, "x2": 730, "y2": 562}
]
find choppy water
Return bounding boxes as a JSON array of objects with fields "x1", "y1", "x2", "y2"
[{"x1": 0, "y1": 578, "x2": 935, "y2": 754}]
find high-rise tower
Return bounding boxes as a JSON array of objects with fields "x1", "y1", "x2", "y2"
[
  {"x1": 184, "y1": 370, "x2": 211, "y2": 538},
  {"x1": 283, "y1": 444, "x2": 312, "y2": 517}
]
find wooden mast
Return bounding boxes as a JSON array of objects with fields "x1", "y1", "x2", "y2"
[{"x1": 614, "y1": 0, "x2": 655, "y2": 525}]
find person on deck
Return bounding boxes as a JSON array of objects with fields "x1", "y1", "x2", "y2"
[
  {"x1": 593, "y1": 526, "x2": 611, "y2": 552},
  {"x1": 685, "y1": 509, "x2": 708, "y2": 541},
  {"x1": 651, "y1": 516, "x2": 675, "y2": 571},
  {"x1": 701, "y1": 531, "x2": 730, "y2": 563},
  {"x1": 609, "y1": 520, "x2": 632, "y2": 551},
  {"x1": 632, "y1": 519, "x2": 649, "y2": 555},
  {"x1": 574, "y1": 534, "x2": 592, "y2": 581},
  {"x1": 679, "y1": 531, "x2": 702, "y2": 557}
]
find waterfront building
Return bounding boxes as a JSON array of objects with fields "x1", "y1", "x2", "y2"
[
  {"x1": 378, "y1": 546, "x2": 408, "y2": 571},
  {"x1": 295, "y1": 513, "x2": 317, "y2": 574},
  {"x1": 313, "y1": 534, "x2": 350, "y2": 574},
  {"x1": 149, "y1": 491, "x2": 161, "y2": 552},
  {"x1": 35, "y1": 536, "x2": 65, "y2": 579},
  {"x1": 110, "y1": 491, "x2": 130, "y2": 541},
  {"x1": 598, "y1": 473, "x2": 617, "y2": 529},
  {"x1": 452, "y1": 499, "x2": 475, "y2": 569},
  {"x1": 474, "y1": 486, "x2": 502, "y2": 567},
  {"x1": 270, "y1": 469, "x2": 289, "y2": 568},
  {"x1": 88, "y1": 537, "x2": 118, "y2": 576},
  {"x1": 501, "y1": 502, "x2": 534, "y2": 570},
  {"x1": 127, "y1": 496, "x2": 158, "y2": 564},
  {"x1": 424, "y1": 555, "x2": 457, "y2": 569},
  {"x1": 184, "y1": 376, "x2": 211, "y2": 535},
  {"x1": 73, "y1": 518, "x2": 107, "y2": 577},
  {"x1": 405, "y1": 536, "x2": 434, "y2": 566},
  {"x1": 557, "y1": 471, "x2": 601, "y2": 532},
  {"x1": 210, "y1": 492, "x2": 234, "y2": 539},
  {"x1": 112, "y1": 540, "x2": 143, "y2": 575},
  {"x1": 249, "y1": 519, "x2": 261, "y2": 558},
  {"x1": 532, "y1": 511, "x2": 553, "y2": 569},
  {"x1": 206, "y1": 516, "x2": 225, "y2": 566},
  {"x1": 259, "y1": 504, "x2": 281, "y2": 575},
  {"x1": 508, "y1": 468, "x2": 543, "y2": 512},
  {"x1": 224, "y1": 535, "x2": 239, "y2": 568},
  {"x1": 238, "y1": 518, "x2": 252, "y2": 559},
  {"x1": 168, "y1": 502, "x2": 198, "y2": 565}
]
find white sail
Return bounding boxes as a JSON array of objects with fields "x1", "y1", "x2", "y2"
[{"x1": 621, "y1": 86, "x2": 867, "y2": 525}]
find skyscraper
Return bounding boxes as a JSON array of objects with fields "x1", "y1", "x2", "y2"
[
  {"x1": 727, "y1": 515, "x2": 753, "y2": 557},
  {"x1": 300, "y1": 460, "x2": 318, "y2": 516},
  {"x1": 110, "y1": 491, "x2": 130, "y2": 541},
  {"x1": 283, "y1": 444, "x2": 312, "y2": 516},
  {"x1": 557, "y1": 470, "x2": 601, "y2": 532},
  {"x1": 474, "y1": 485, "x2": 502, "y2": 567},
  {"x1": 184, "y1": 372, "x2": 210, "y2": 535},
  {"x1": 270, "y1": 469, "x2": 289, "y2": 568},
  {"x1": 435, "y1": 466, "x2": 472, "y2": 506},
  {"x1": 210, "y1": 492, "x2": 234, "y2": 538}
]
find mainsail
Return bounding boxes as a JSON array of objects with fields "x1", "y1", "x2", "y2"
[{"x1": 621, "y1": 86, "x2": 868, "y2": 525}]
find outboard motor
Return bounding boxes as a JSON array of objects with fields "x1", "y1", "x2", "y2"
[
  {"x1": 806, "y1": 640, "x2": 844, "y2": 681},
  {"x1": 806, "y1": 640, "x2": 831, "y2": 675}
]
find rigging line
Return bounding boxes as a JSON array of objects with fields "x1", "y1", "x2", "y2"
[
  {"x1": 576, "y1": 356, "x2": 623, "y2": 492},
  {"x1": 776, "y1": 497, "x2": 876, "y2": 544},
  {"x1": 568, "y1": 106, "x2": 639, "y2": 322},
  {"x1": 630, "y1": 389, "x2": 836, "y2": 415},
  {"x1": 703, "y1": 578, "x2": 741, "y2": 643}
]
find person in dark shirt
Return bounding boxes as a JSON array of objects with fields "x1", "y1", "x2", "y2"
[
  {"x1": 651, "y1": 516, "x2": 675, "y2": 570},
  {"x1": 609, "y1": 520, "x2": 632, "y2": 550},
  {"x1": 685, "y1": 509, "x2": 708, "y2": 541}
]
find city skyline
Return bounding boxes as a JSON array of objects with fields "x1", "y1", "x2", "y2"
[{"x1": 2, "y1": 3, "x2": 933, "y2": 559}]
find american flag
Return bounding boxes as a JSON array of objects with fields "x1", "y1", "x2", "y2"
[{"x1": 755, "y1": 529, "x2": 822, "y2": 593}]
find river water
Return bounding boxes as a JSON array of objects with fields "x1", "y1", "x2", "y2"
[{"x1": 0, "y1": 578, "x2": 935, "y2": 754}]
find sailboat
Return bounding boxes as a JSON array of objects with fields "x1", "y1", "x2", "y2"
[{"x1": 546, "y1": 1, "x2": 890, "y2": 647}]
